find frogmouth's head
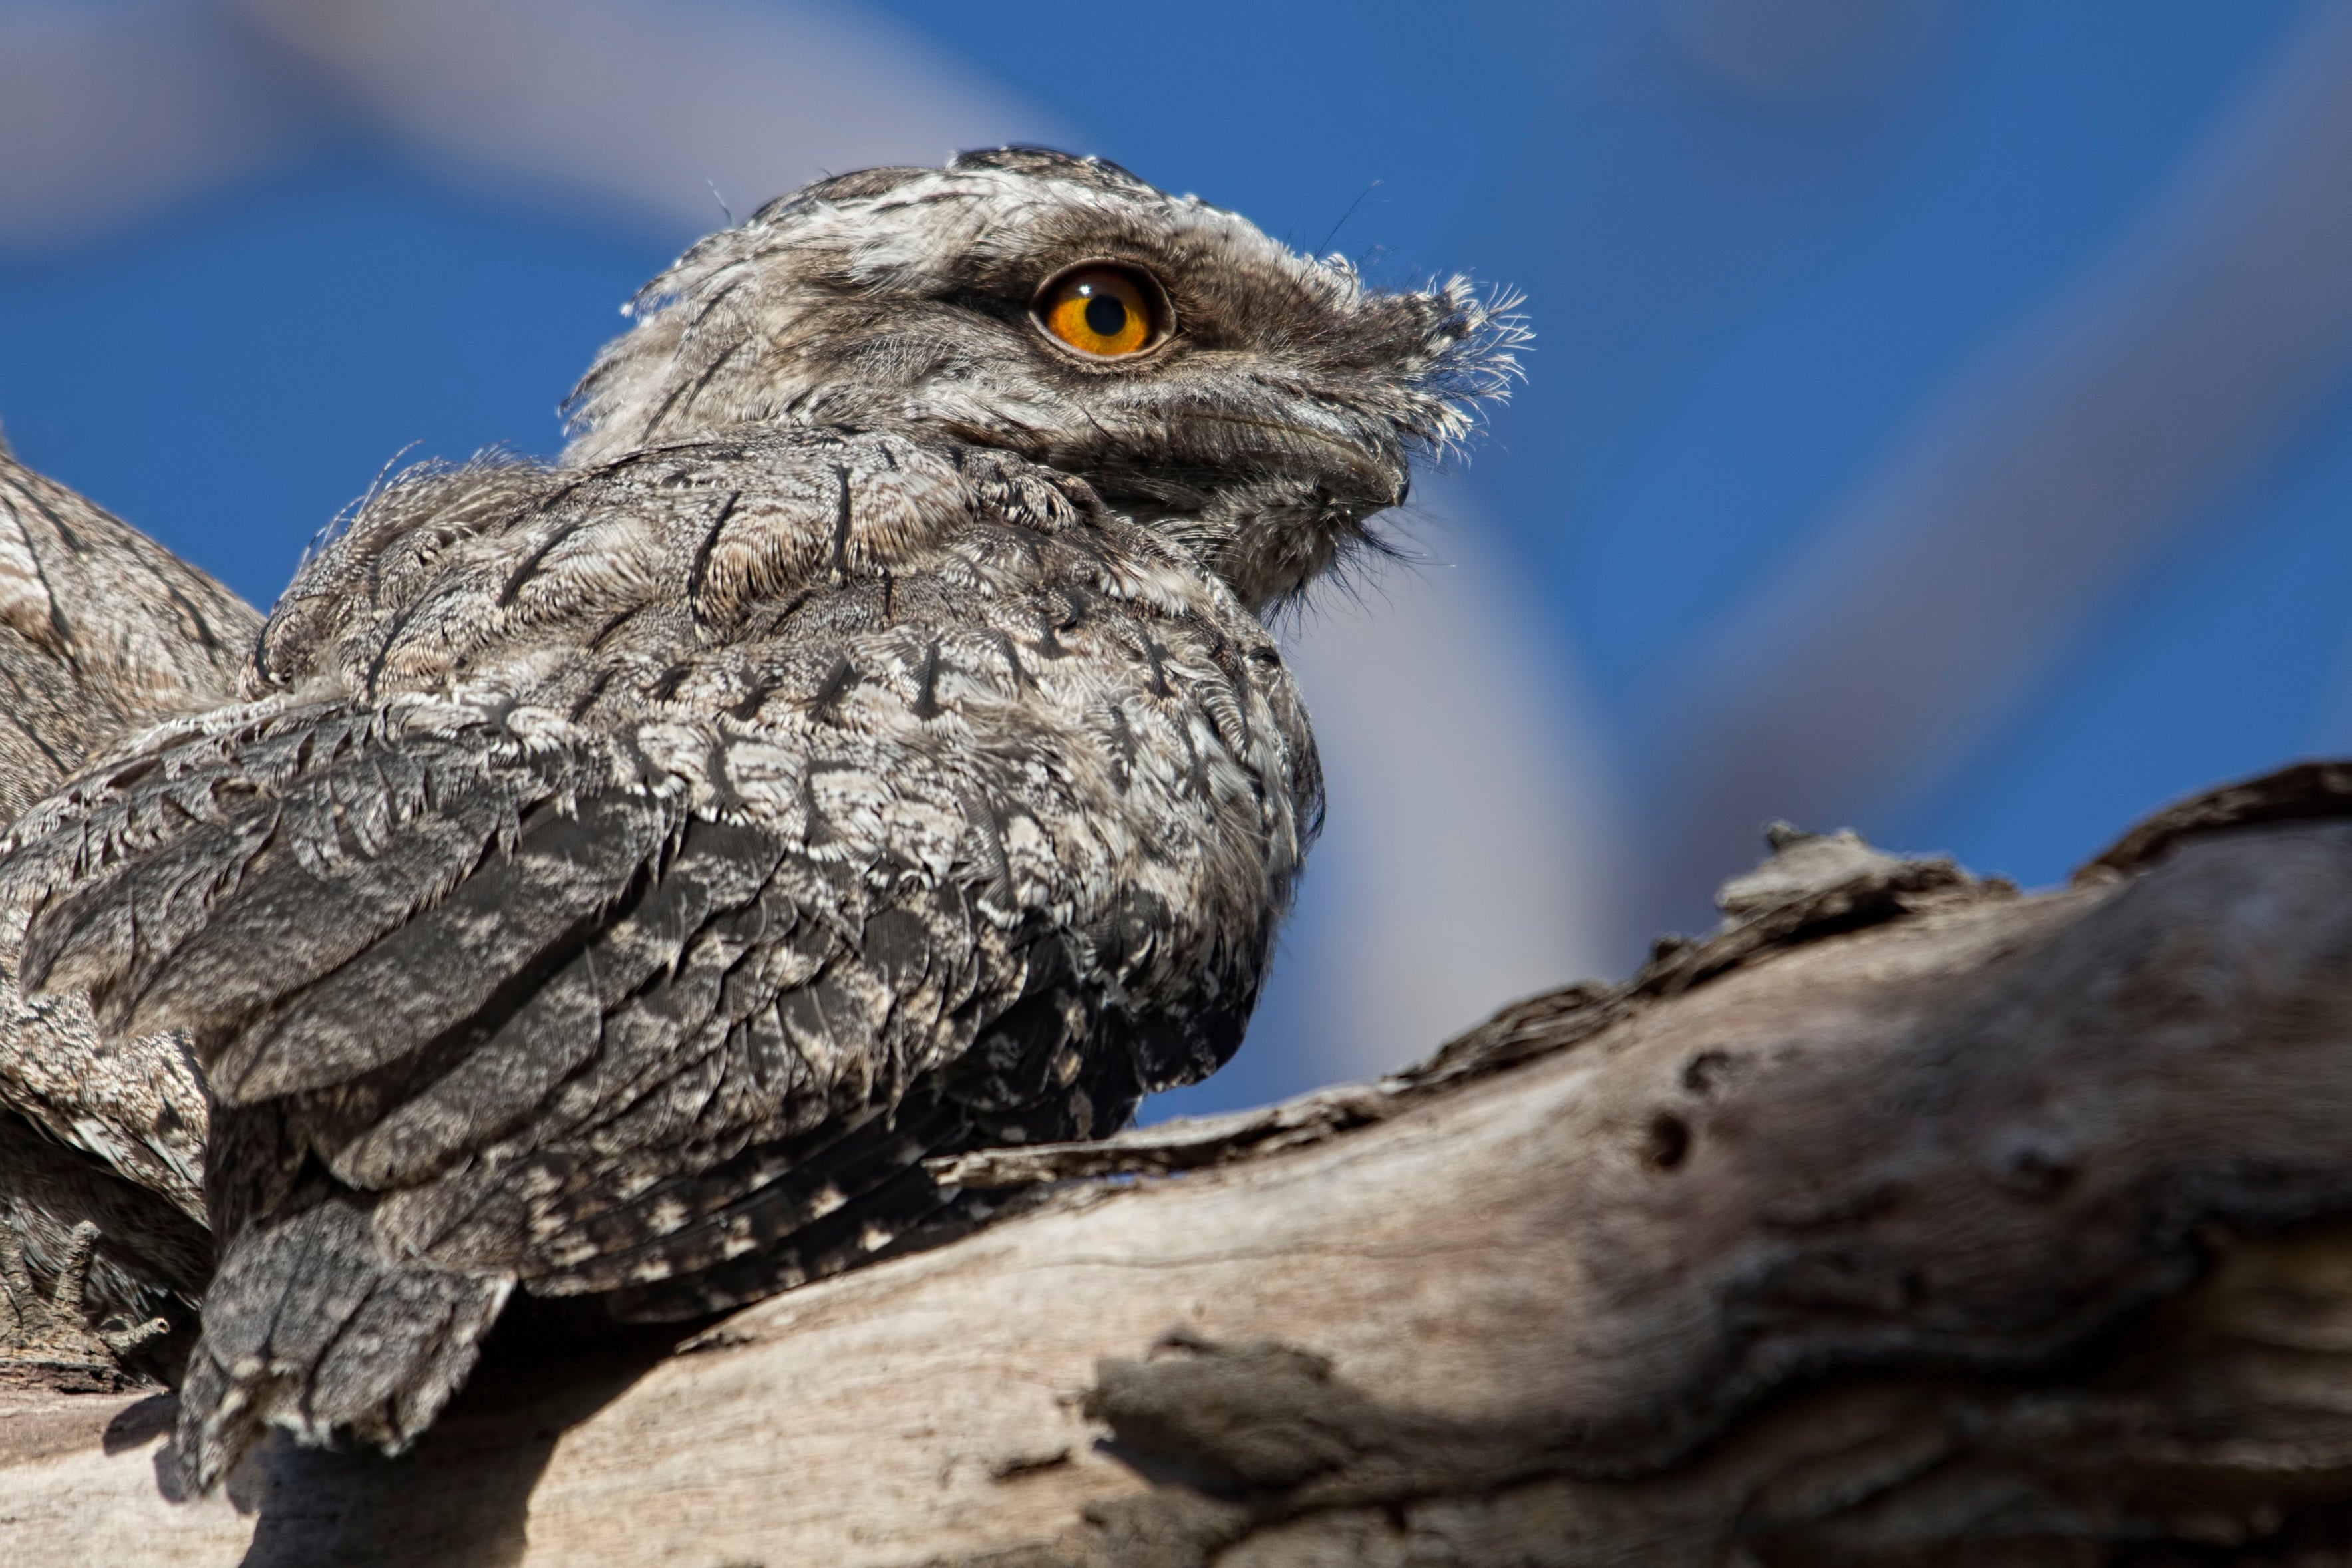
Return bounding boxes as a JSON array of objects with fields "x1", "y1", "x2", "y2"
[{"x1": 562, "y1": 147, "x2": 1522, "y2": 613}]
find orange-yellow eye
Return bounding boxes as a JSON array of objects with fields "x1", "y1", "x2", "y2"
[{"x1": 1037, "y1": 266, "x2": 1159, "y2": 358}]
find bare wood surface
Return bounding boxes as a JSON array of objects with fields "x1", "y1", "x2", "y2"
[{"x1": 4, "y1": 782, "x2": 2352, "y2": 1564}]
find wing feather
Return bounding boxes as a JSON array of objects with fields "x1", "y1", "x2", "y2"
[{"x1": 210, "y1": 786, "x2": 678, "y2": 1102}]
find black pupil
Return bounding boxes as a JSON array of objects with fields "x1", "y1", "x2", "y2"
[{"x1": 1083, "y1": 291, "x2": 1128, "y2": 339}]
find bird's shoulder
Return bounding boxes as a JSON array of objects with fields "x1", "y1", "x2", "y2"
[
  {"x1": 0, "y1": 426, "x2": 1313, "y2": 1301},
  {"x1": 209, "y1": 423, "x2": 1320, "y2": 974},
  {"x1": 255, "y1": 424, "x2": 1234, "y2": 696}
]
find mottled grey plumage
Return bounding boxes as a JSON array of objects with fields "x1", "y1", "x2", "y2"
[
  {"x1": 0, "y1": 148, "x2": 1516, "y2": 1488},
  {"x1": 0, "y1": 444, "x2": 253, "y2": 1381}
]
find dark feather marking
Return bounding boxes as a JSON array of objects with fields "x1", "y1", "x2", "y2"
[
  {"x1": 643, "y1": 333, "x2": 751, "y2": 442},
  {"x1": 567, "y1": 664, "x2": 623, "y2": 722},
  {"x1": 683, "y1": 490, "x2": 744, "y2": 617},
  {"x1": 797, "y1": 773, "x2": 838, "y2": 849},
  {"x1": 163, "y1": 581, "x2": 227, "y2": 654},
  {"x1": 497, "y1": 516, "x2": 597, "y2": 607},
  {"x1": 1102, "y1": 703, "x2": 1136, "y2": 792},
  {"x1": 808, "y1": 656, "x2": 856, "y2": 716},
  {"x1": 961, "y1": 794, "x2": 1015, "y2": 910},
  {"x1": 0, "y1": 689, "x2": 70, "y2": 775},
  {"x1": 826, "y1": 464, "x2": 854, "y2": 583},
  {"x1": 16, "y1": 484, "x2": 87, "y2": 657},
  {"x1": 585, "y1": 601, "x2": 649, "y2": 654},
  {"x1": 685, "y1": 273, "x2": 748, "y2": 328},
  {"x1": 727, "y1": 679, "x2": 776, "y2": 722},
  {"x1": 737, "y1": 587, "x2": 811, "y2": 643},
  {"x1": 912, "y1": 643, "x2": 941, "y2": 719},
  {"x1": 1176, "y1": 721, "x2": 1210, "y2": 799}
]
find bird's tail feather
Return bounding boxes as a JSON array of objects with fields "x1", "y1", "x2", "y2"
[{"x1": 170, "y1": 1194, "x2": 510, "y2": 1493}]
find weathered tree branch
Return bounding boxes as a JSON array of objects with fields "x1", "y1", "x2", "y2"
[{"x1": 6, "y1": 762, "x2": 2352, "y2": 1565}]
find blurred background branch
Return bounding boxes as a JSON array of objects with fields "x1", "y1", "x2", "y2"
[{"x1": 1651, "y1": 0, "x2": 2352, "y2": 922}]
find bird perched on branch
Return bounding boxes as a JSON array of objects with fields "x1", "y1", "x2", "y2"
[{"x1": 0, "y1": 147, "x2": 1518, "y2": 1490}]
